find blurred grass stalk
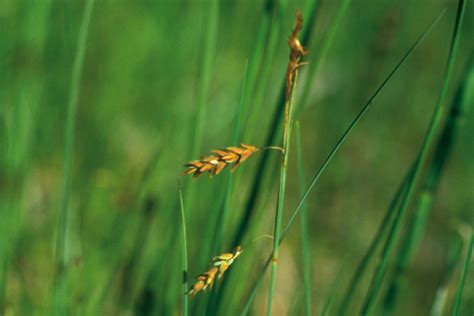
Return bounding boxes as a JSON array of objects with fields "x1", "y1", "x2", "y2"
[
  {"x1": 54, "y1": 0, "x2": 94, "y2": 313},
  {"x1": 267, "y1": 70, "x2": 299, "y2": 316},
  {"x1": 0, "y1": 1, "x2": 52, "y2": 312},
  {"x1": 360, "y1": 0, "x2": 467, "y2": 314},
  {"x1": 205, "y1": 61, "x2": 248, "y2": 315},
  {"x1": 381, "y1": 55, "x2": 474, "y2": 315},
  {"x1": 240, "y1": 14, "x2": 439, "y2": 313},
  {"x1": 178, "y1": 181, "x2": 188, "y2": 316},
  {"x1": 296, "y1": 121, "x2": 312, "y2": 316},
  {"x1": 171, "y1": 0, "x2": 218, "y2": 312},
  {"x1": 451, "y1": 227, "x2": 473, "y2": 316}
]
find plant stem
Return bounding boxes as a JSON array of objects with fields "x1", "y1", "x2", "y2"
[
  {"x1": 54, "y1": 0, "x2": 94, "y2": 313},
  {"x1": 231, "y1": 0, "x2": 321, "y2": 250},
  {"x1": 267, "y1": 71, "x2": 299, "y2": 316},
  {"x1": 451, "y1": 228, "x2": 473, "y2": 316},
  {"x1": 178, "y1": 181, "x2": 188, "y2": 316},
  {"x1": 296, "y1": 121, "x2": 312, "y2": 316}
]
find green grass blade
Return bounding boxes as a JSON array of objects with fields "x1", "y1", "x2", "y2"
[
  {"x1": 178, "y1": 181, "x2": 189, "y2": 316},
  {"x1": 296, "y1": 121, "x2": 312, "y2": 316},
  {"x1": 240, "y1": 13, "x2": 441, "y2": 313},
  {"x1": 53, "y1": 0, "x2": 95, "y2": 313},
  {"x1": 360, "y1": 1, "x2": 467, "y2": 313},
  {"x1": 452, "y1": 228, "x2": 473, "y2": 315},
  {"x1": 382, "y1": 55, "x2": 474, "y2": 316}
]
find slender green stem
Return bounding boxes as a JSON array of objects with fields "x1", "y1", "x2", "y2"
[
  {"x1": 451, "y1": 227, "x2": 473, "y2": 316},
  {"x1": 360, "y1": 2, "x2": 467, "y2": 314},
  {"x1": 296, "y1": 121, "x2": 312, "y2": 316},
  {"x1": 239, "y1": 16, "x2": 441, "y2": 313},
  {"x1": 267, "y1": 72, "x2": 299, "y2": 316},
  {"x1": 54, "y1": 0, "x2": 94, "y2": 313},
  {"x1": 178, "y1": 181, "x2": 188, "y2": 316}
]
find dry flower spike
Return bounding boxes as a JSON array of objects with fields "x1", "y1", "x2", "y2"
[
  {"x1": 186, "y1": 267, "x2": 218, "y2": 296},
  {"x1": 212, "y1": 246, "x2": 242, "y2": 279},
  {"x1": 286, "y1": 10, "x2": 307, "y2": 101},
  {"x1": 186, "y1": 246, "x2": 243, "y2": 296},
  {"x1": 181, "y1": 144, "x2": 258, "y2": 178}
]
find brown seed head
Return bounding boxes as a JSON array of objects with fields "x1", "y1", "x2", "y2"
[
  {"x1": 286, "y1": 10, "x2": 307, "y2": 100},
  {"x1": 181, "y1": 144, "x2": 258, "y2": 178},
  {"x1": 187, "y1": 246, "x2": 244, "y2": 296}
]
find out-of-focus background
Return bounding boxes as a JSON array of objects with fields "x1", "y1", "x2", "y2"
[{"x1": 1, "y1": 0, "x2": 473, "y2": 315}]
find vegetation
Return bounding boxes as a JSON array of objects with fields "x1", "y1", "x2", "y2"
[{"x1": 1, "y1": 0, "x2": 473, "y2": 315}]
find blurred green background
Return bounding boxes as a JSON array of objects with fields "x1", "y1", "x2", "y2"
[{"x1": 1, "y1": 0, "x2": 473, "y2": 315}]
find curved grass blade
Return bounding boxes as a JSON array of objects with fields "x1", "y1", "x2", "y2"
[
  {"x1": 451, "y1": 227, "x2": 473, "y2": 316},
  {"x1": 296, "y1": 121, "x2": 312, "y2": 316},
  {"x1": 178, "y1": 181, "x2": 189, "y2": 316},
  {"x1": 240, "y1": 13, "x2": 443, "y2": 313},
  {"x1": 360, "y1": 1, "x2": 467, "y2": 313},
  {"x1": 53, "y1": 0, "x2": 95, "y2": 313},
  {"x1": 382, "y1": 54, "x2": 474, "y2": 316}
]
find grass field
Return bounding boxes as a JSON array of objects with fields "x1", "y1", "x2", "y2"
[{"x1": 1, "y1": 0, "x2": 473, "y2": 315}]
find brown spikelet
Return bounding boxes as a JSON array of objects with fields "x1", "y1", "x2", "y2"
[
  {"x1": 286, "y1": 10, "x2": 307, "y2": 101},
  {"x1": 187, "y1": 246, "x2": 242, "y2": 296},
  {"x1": 186, "y1": 267, "x2": 219, "y2": 296},
  {"x1": 212, "y1": 246, "x2": 242, "y2": 279},
  {"x1": 181, "y1": 144, "x2": 258, "y2": 178}
]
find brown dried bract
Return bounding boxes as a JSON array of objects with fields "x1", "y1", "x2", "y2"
[
  {"x1": 186, "y1": 266, "x2": 219, "y2": 296},
  {"x1": 212, "y1": 246, "x2": 242, "y2": 279},
  {"x1": 187, "y1": 246, "x2": 243, "y2": 296},
  {"x1": 286, "y1": 10, "x2": 307, "y2": 101},
  {"x1": 181, "y1": 144, "x2": 258, "y2": 178}
]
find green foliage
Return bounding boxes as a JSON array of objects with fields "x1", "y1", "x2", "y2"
[{"x1": 1, "y1": 1, "x2": 473, "y2": 315}]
